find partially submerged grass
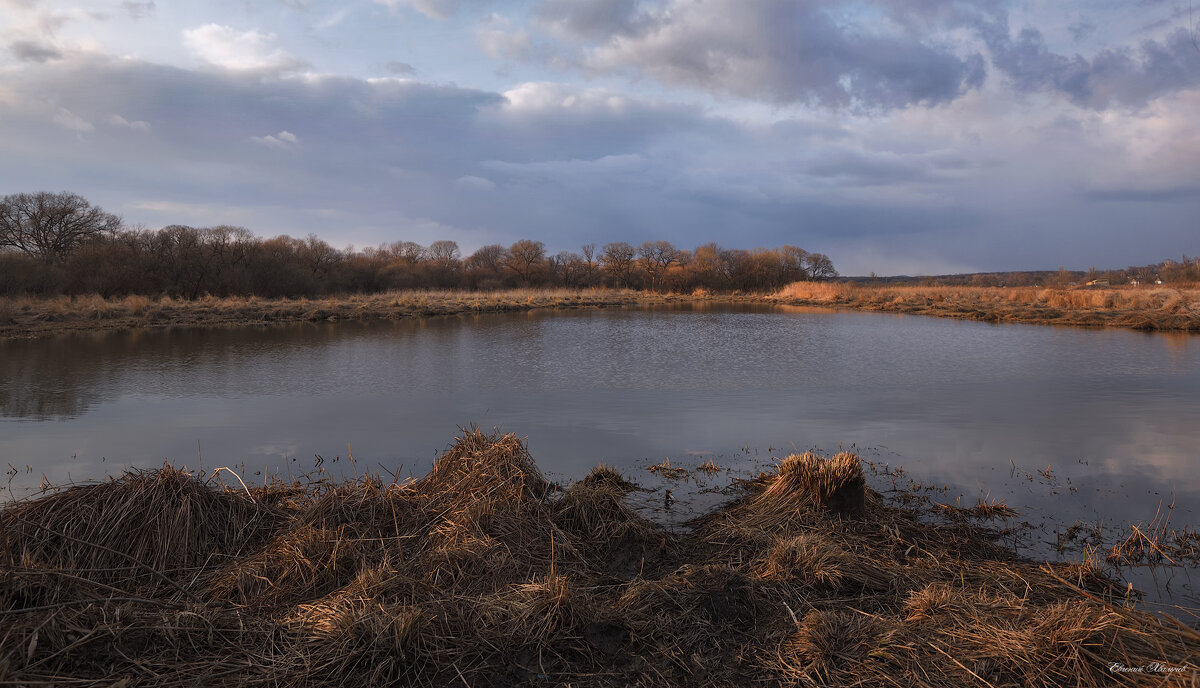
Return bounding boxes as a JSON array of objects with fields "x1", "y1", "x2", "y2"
[
  {"x1": 1106, "y1": 500, "x2": 1200, "y2": 568},
  {"x1": 934, "y1": 494, "x2": 1020, "y2": 521},
  {"x1": 1, "y1": 430, "x2": 1196, "y2": 686},
  {"x1": 773, "y1": 282, "x2": 1200, "y2": 331}
]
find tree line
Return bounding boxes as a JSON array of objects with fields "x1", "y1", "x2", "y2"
[{"x1": 0, "y1": 191, "x2": 837, "y2": 298}]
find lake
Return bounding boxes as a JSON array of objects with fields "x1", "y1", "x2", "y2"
[{"x1": 2, "y1": 304, "x2": 1198, "y2": 599}]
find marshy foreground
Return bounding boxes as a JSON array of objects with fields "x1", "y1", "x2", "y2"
[{"x1": 1, "y1": 430, "x2": 1196, "y2": 686}]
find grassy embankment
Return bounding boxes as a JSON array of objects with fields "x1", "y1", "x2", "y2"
[
  {"x1": 2, "y1": 430, "x2": 1196, "y2": 686},
  {"x1": 0, "y1": 289, "x2": 729, "y2": 340},
  {"x1": 773, "y1": 282, "x2": 1200, "y2": 331},
  {"x1": 3, "y1": 283, "x2": 1199, "y2": 339}
]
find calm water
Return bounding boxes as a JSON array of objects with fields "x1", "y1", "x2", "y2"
[{"x1": 2, "y1": 305, "x2": 1199, "y2": 597}]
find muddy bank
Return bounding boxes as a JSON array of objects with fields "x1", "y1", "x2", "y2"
[
  {"x1": 2, "y1": 430, "x2": 1195, "y2": 686},
  {"x1": 774, "y1": 283, "x2": 1200, "y2": 332}
]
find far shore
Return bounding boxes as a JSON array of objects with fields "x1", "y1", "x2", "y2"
[
  {"x1": 771, "y1": 282, "x2": 1200, "y2": 332},
  {"x1": 1, "y1": 283, "x2": 1198, "y2": 339},
  {"x1": 0, "y1": 289, "x2": 744, "y2": 340}
]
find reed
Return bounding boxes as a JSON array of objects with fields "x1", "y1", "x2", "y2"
[
  {"x1": 774, "y1": 282, "x2": 1200, "y2": 331},
  {"x1": 1, "y1": 431, "x2": 1195, "y2": 686}
]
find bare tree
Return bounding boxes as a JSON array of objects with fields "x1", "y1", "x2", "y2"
[
  {"x1": 580, "y1": 242, "x2": 599, "y2": 285},
  {"x1": 552, "y1": 250, "x2": 585, "y2": 287},
  {"x1": 506, "y1": 239, "x2": 547, "y2": 285},
  {"x1": 600, "y1": 241, "x2": 636, "y2": 287},
  {"x1": 428, "y1": 240, "x2": 461, "y2": 266},
  {"x1": 638, "y1": 240, "x2": 679, "y2": 292},
  {"x1": 804, "y1": 252, "x2": 838, "y2": 281},
  {"x1": 0, "y1": 191, "x2": 121, "y2": 262}
]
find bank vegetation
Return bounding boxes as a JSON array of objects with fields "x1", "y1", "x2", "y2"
[
  {"x1": 0, "y1": 289, "x2": 729, "y2": 339},
  {"x1": 1, "y1": 430, "x2": 1196, "y2": 686},
  {"x1": 773, "y1": 282, "x2": 1200, "y2": 331}
]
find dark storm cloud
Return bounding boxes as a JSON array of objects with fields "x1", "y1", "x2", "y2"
[
  {"x1": 1, "y1": 47, "x2": 1195, "y2": 275},
  {"x1": 8, "y1": 39, "x2": 61, "y2": 62},
  {"x1": 523, "y1": 0, "x2": 1200, "y2": 111},
  {"x1": 0, "y1": 58, "x2": 735, "y2": 242},
  {"x1": 1068, "y1": 20, "x2": 1095, "y2": 42},
  {"x1": 989, "y1": 26, "x2": 1200, "y2": 108},
  {"x1": 121, "y1": 1, "x2": 155, "y2": 20},
  {"x1": 1084, "y1": 187, "x2": 1200, "y2": 202},
  {"x1": 534, "y1": 0, "x2": 645, "y2": 40},
  {"x1": 530, "y1": 0, "x2": 989, "y2": 109},
  {"x1": 805, "y1": 151, "x2": 941, "y2": 186},
  {"x1": 386, "y1": 60, "x2": 417, "y2": 75}
]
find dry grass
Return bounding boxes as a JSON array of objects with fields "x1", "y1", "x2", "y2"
[
  {"x1": 1, "y1": 431, "x2": 1196, "y2": 686},
  {"x1": 6, "y1": 282, "x2": 1197, "y2": 339},
  {"x1": 1106, "y1": 500, "x2": 1200, "y2": 567},
  {"x1": 0, "y1": 289, "x2": 722, "y2": 340},
  {"x1": 773, "y1": 282, "x2": 1200, "y2": 331}
]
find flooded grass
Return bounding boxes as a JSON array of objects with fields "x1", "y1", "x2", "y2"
[
  {"x1": 2, "y1": 429, "x2": 1196, "y2": 686},
  {"x1": 773, "y1": 282, "x2": 1200, "y2": 331}
]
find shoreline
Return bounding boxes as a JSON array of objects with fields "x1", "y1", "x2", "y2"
[
  {"x1": 0, "y1": 289, "x2": 739, "y2": 341},
  {"x1": 772, "y1": 283, "x2": 1200, "y2": 332},
  {"x1": 1, "y1": 430, "x2": 1195, "y2": 686},
  {"x1": 1, "y1": 284, "x2": 1198, "y2": 340}
]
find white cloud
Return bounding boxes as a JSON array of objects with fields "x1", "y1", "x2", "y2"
[
  {"x1": 182, "y1": 24, "x2": 306, "y2": 74},
  {"x1": 477, "y1": 13, "x2": 531, "y2": 60},
  {"x1": 251, "y1": 130, "x2": 300, "y2": 148},
  {"x1": 109, "y1": 114, "x2": 151, "y2": 132},
  {"x1": 499, "y1": 81, "x2": 630, "y2": 114},
  {"x1": 477, "y1": 25, "x2": 531, "y2": 60},
  {"x1": 454, "y1": 175, "x2": 496, "y2": 191},
  {"x1": 374, "y1": 0, "x2": 463, "y2": 20},
  {"x1": 52, "y1": 106, "x2": 93, "y2": 133}
]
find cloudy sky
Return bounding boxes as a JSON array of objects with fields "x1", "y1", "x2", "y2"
[{"x1": 1, "y1": 0, "x2": 1197, "y2": 275}]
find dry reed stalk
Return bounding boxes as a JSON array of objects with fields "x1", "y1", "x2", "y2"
[{"x1": 1, "y1": 431, "x2": 1196, "y2": 687}]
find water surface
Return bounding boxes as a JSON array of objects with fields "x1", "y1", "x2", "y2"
[{"x1": 2, "y1": 305, "x2": 1198, "y2": 598}]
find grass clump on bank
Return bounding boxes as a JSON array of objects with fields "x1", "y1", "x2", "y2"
[{"x1": 2, "y1": 430, "x2": 1196, "y2": 686}]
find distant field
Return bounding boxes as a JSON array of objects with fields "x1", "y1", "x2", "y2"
[{"x1": 772, "y1": 283, "x2": 1200, "y2": 331}]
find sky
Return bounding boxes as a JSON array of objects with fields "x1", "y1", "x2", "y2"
[{"x1": 0, "y1": 0, "x2": 1197, "y2": 275}]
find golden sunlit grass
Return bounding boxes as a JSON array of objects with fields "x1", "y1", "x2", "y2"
[
  {"x1": 777, "y1": 282, "x2": 1200, "y2": 330},
  {"x1": 2, "y1": 429, "x2": 1195, "y2": 686},
  {"x1": 773, "y1": 282, "x2": 1200, "y2": 331},
  {"x1": 4, "y1": 282, "x2": 1197, "y2": 338}
]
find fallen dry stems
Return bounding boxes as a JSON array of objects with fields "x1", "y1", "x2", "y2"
[{"x1": 1, "y1": 431, "x2": 1196, "y2": 686}]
